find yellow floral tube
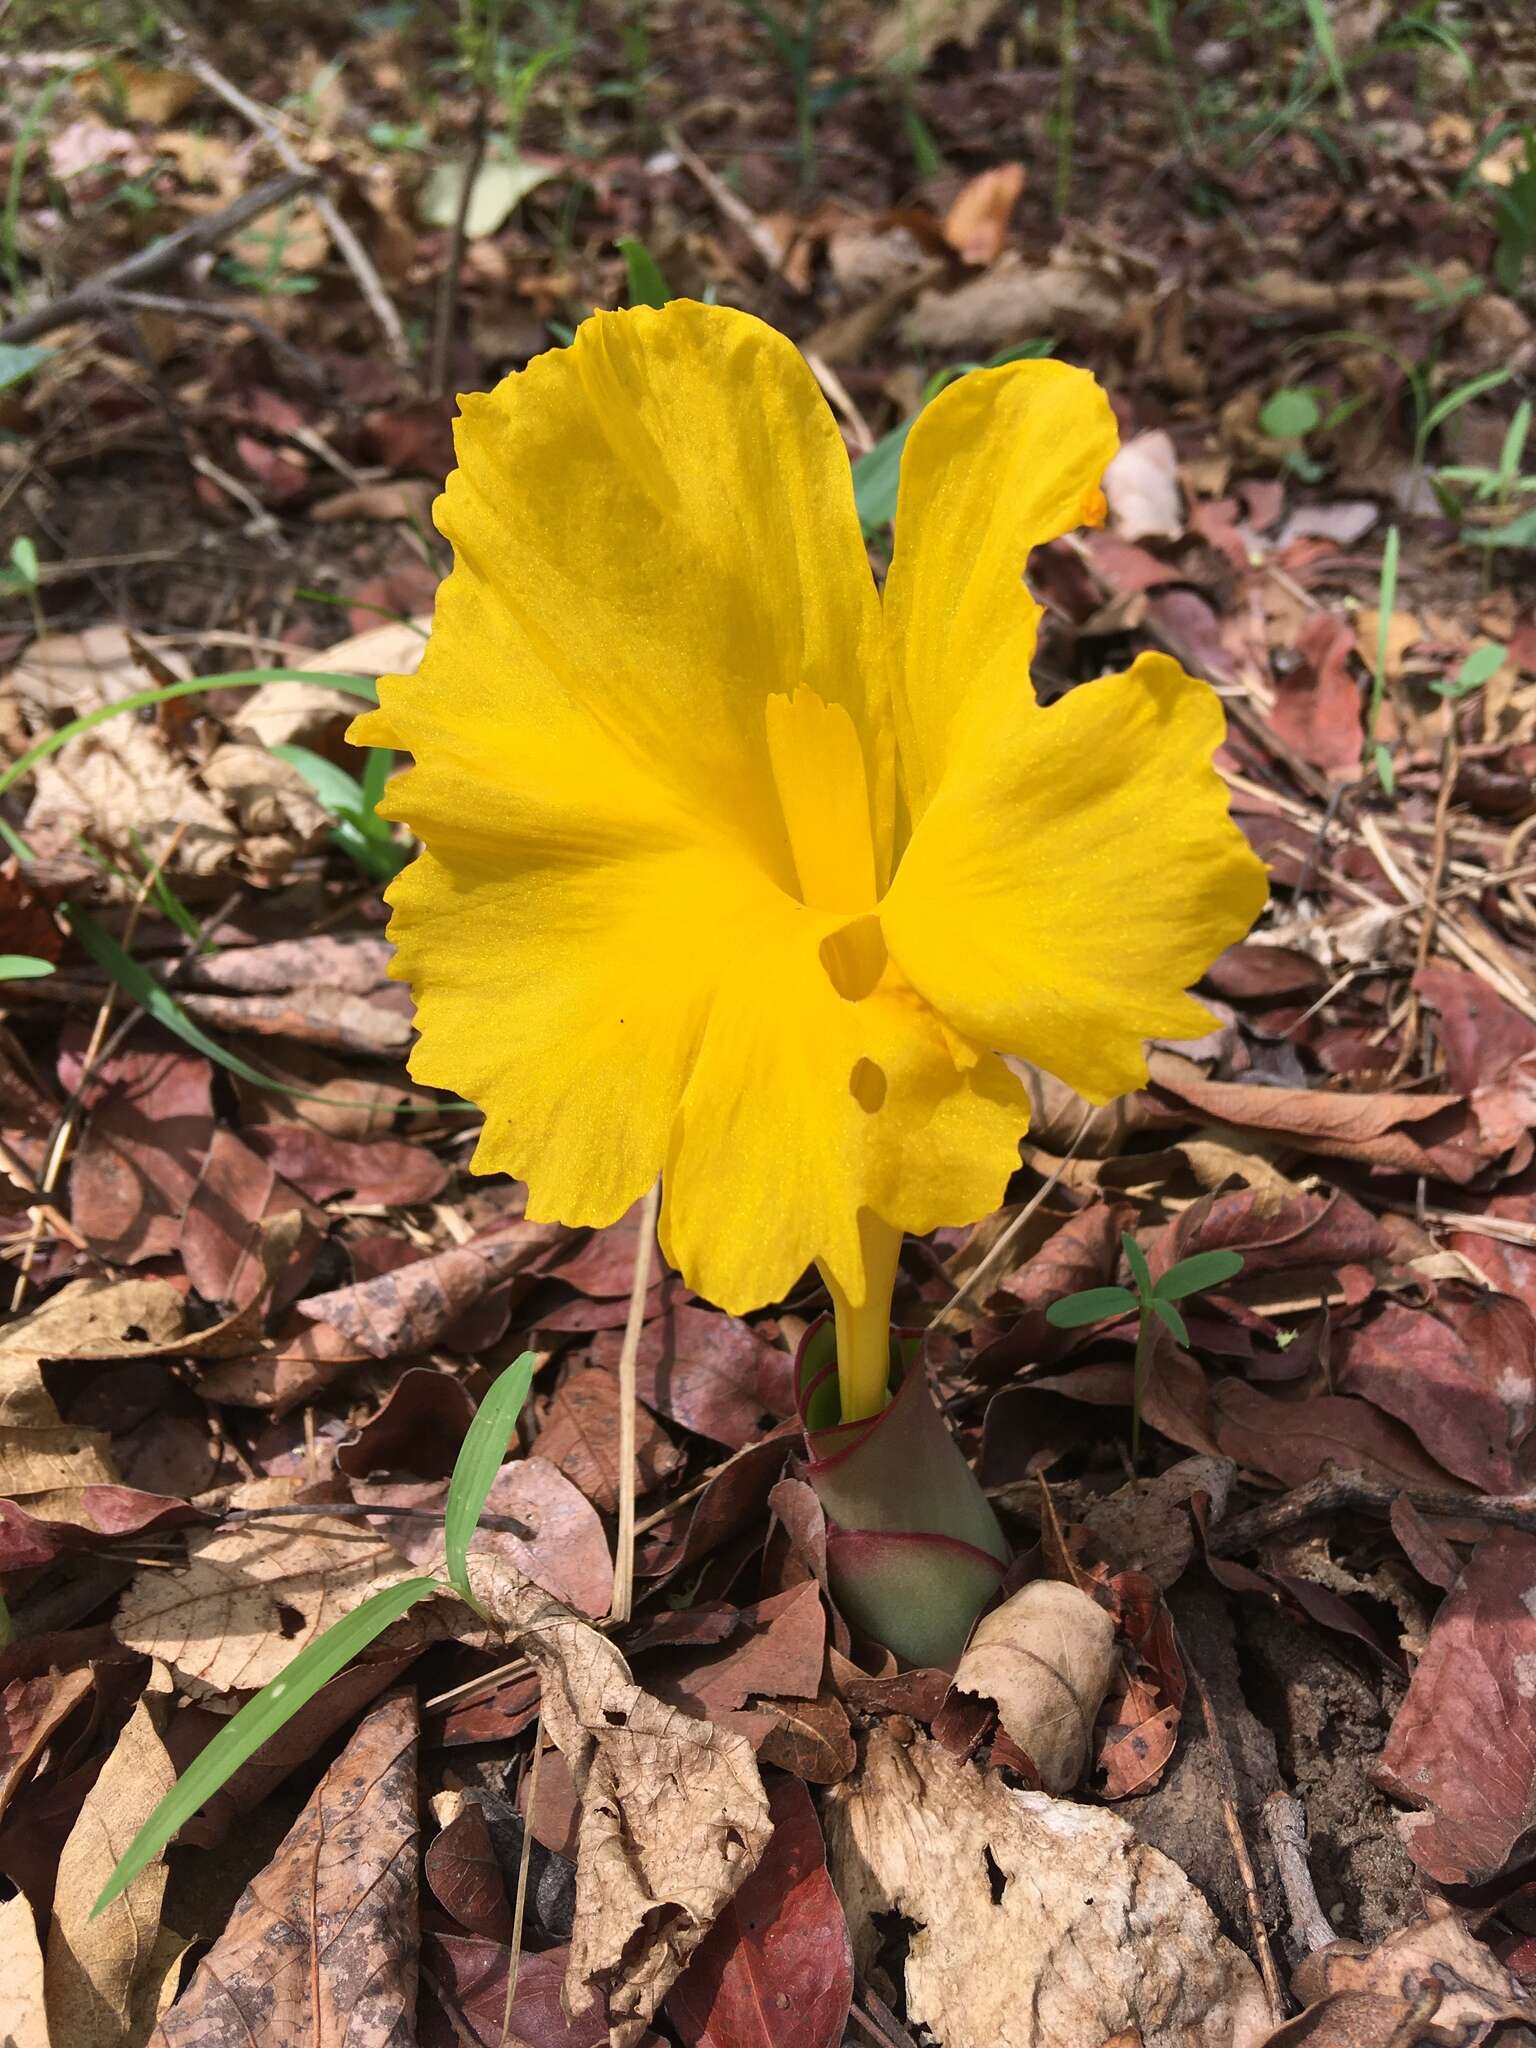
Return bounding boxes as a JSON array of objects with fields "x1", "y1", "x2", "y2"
[{"x1": 349, "y1": 301, "x2": 1266, "y2": 1651}]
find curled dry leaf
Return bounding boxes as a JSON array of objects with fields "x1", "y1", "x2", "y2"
[
  {"x1": 297, "y1": 1220, "x2": 566, "y2": 1359},
  {"x1": 465, "y1": 1554, "x2": 773, "y2": 2046},
  {"x1": 45, "y1": 1663, "x2": 185, "y2": 2048},
  {"x1": 114, "y1": 1513, "x2": 416, "y2": 1698},
  {"x1": 0, "y1": 1890, "x2": 49, "y2": 2048},
  {"x1": 1103, "y1": 429, "x2": 1184, "y2": 542},
  {"x1": 824, "y1": 1720, "x2": 1270, "y2": 2048},
  {"x1": 153, "y1": 1688, "x2": 419, "y2": 2046},
  {"x1": 1267, "y1": 1902, "x2": 1536, "y2": 2047},
  {"x1": 947, "y1": 1579, "x2": 1118, "y2": 1794},
  {"x1": 1376, "y1": 1527, "x2": 1536, "y2": 1885}
]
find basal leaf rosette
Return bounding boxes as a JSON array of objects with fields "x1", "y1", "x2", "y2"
[{"x1": 348, "y1": 301, "x2": 1266, "y2": 1652}]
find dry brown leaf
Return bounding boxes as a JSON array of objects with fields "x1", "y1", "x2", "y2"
[
  {"x1": 0, "y1": 1890, "x2": 49, "y2": 2048},
  {"x1": 45, "y1": 1664, "x2": 187, "y2": 2048},
  {"x1": 909, "y1": 250, "x2": 1123, "y2": 351},
  {"x1": 942, "y1": 162, "x2": 1026, "y2": 265},
  {"x1": 115, "y1": 1514, "x2": 416, "y2": 1697},
  {"x1": 467, "y1": 1554, "x2": 772, "y2": 2046},
  {"x1": 1103, "y1": 429, "x2": 1184, "y2": 541},
  {"x1": 826, "y1": 1722, "x2": 1271, "y2": 2048},
  {"x1": 948, "y1": 1580, "x2": 1118, "y2": 1794},
  {"x1": 0, "y1": 1281, "x2": 133, "y2": 1497},
  {"x1": 153, "y1": 1688, "x2": 419, "y2": 2046},
  {"x1": 1271, "y1": 1902, "x2": 1536, "y2": 2046},
  {"x1": 868, "y1": 0, "x2": 1003, "y2": 64},
  {"x1": 229, "y1": 617, "x2": 430, "y2": 750},
  {"x1": 198, "y1": 744, "x2": 332, "y2": 858}
]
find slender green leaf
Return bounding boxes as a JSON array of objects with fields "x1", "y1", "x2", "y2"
[
  {"x1": 0, "y1": 953, "x2": 55, "y2": 980},
  {"x1": 1151, "y1": 1296, "x2": 1189, "y2": 1345},
  {"x1": 1043, "y1": 1285, "x2": 1138, "y2": 1329},
  {"x1": 444, "y1": 1350, "x2": 537, "y2": 1599},
  {"x1": 8, "y1": 536, "x2": 38, "y2": 589},
  {"x1": 0, "y1": 343, "x2": 51, "y2": 392},
  {"x1": 1374, "y1": 740, "x2": 1396, "y2": 793},
  {"x1": 1120, "y1": 1230, "x2": 1153, "y2": 1300},
  {"x1": 1466, "y1": 505, "x2": 1536, "y2": 548},
  {"x1": 0, "y1": 669, "x2": 377, "y2": 806},
  {"x1": 1434, "y1": 642, "x2": 1506, "y2": 697},
  {"x1": 1301, "y1": 0, "x2": 1349, "y2": 105},
  {"x1": 618, "y1": 236, "x2": 671, "y2": 309},
  {"x1": 92, "y1": 1575, "x2": 440, "y2": 1917},
  {"x1": 1155, "y1": 1249, "x2": 1245, "y2": 1301},
  {"x1": 1418, "y1": 368, "x2": 1513, "y2": 454}
]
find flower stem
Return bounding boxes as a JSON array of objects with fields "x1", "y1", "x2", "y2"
[
  {"x1": 1132, "y1": 1308, "x2": 1154, "y2": 1467},
  {"x1": 818, "y1": 1214, "x2": 903, "y2": 1424}
]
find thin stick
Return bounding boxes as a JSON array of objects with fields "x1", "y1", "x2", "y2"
[
  {"x1": 932, "y1": 1105, "x2": 1096, "y2": 1331},
  {"x1": 428, "y1": 22, "x2": 491, "y2": 401},
  {"x1": 502, "y1": 1716, "x2": 545, "y2": 2048},
  {"x1": 1210, "y1": 1467, "x2": 1536, "y2": 1554},
  {"x1": 165, "y1": 26, "x2": 412, "y2": 369},
  {"x1": 0, "y1": 172, "x2": 317, "y2": 346},
  {"x1": 1182, "y1": 1631, "x2": 1288, "y2": 2022},
  {"x1": 1261, "y1": 1791, "x2": 1336, "y2": 1954},
  {"x1": 609, "y1": 1178, "x2": 660, "y2": 1625}
]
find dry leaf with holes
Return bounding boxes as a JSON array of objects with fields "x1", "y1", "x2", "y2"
[
  {"x1": 153, "y1": 1689, "x2": 420, "y2": 2045},
  {"x1": 114, "y1": 1513, "x2": 417, "y2": 1697},
  {"x1": 947, "y1": 1579, "x2": 1119, "y2": 1793},
  {"x1": 45, "y1": 1664, "x2": 188, "y2": 2048},
  {"x1": 825, "y1": 1721, "x2": 1270, "y2": 2048},
  {"x1": 467, "y1": 1554, "x2": 772, "y2": 2046}
]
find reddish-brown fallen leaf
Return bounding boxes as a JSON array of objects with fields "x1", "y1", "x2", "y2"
[
  {"x1": 180, "y1": 1125, "x2": 323, "y2": 1311},
  {"x1": 1270, "y1": 611, "x2": 1364, "y2": 775},
  {"x1": 192, "y1": 1310, "x2": 372, "y2": 1413},
  {"x1": 153, "y1": 1688, "x2": 420, "y2": 2043},
  {"x1": 298, "y1": 1221, "x2": 566, "y2": 1358},
  {"x1": 667, "y1": 1773, "x2": 853, "y2": 2048},
  {"x1": 243, "y1": 1122, "x2": 448, "y2": 1205},
  {"x1": 420, "y1": 1937, "x2": 663, "y2": 2048},
  {"x1": 1338, "y1": 1291, "x2": 1536, "y2": 1491},
  {"x1": 1148, "y1": 1051, "x2": 1489, "y2": 1183},
  {"x1": 0, "y1": 1487, "x2": 203, "y2": 1572},
  {"x1": 754, "y1": 1691, "x2": 856, "y2": 1784},
  {"x1": 336, "y1": 1364, "x2": 477, "y2": 1480},
  {"x1": 1, "y1": 1668, "x2": 94, "y2": 1824},
  {"x1": 639, "y1": 1429, "x2": 798, "y2": 1580},
  {"x1": 1211, "y1": 1378, "x2": 1469, "y2": 1492},
  {"x1": 426, "y1": 1793, "x2": 512, "y2": 1941},
  {"x1": 639, "y1": 1582, "x2": 826, "y2": 1721},
  {"x1": 552, "y1": 1202, "x2": 653, "y2": 1297},
  {"x1": 535, "y1": 1365, "x2": 684, "y2": 1514},
  {"x1": 1377, "y1": 1528, "x2": 1536, "y2": 1884},
  {"x1": 61, "y1": 1041, "x2": 213, "y2": 1263},
  {"x1": 1097, "y1": 1570, "x2": 1185, "y2": 1798},
  {"x1": 1153, "y1": 1185, "x2": 1391, "y2": 1282},
  {"x1": 182, "y1": 933, "x2": 394, "y2": 996},
  {"x1": 1205, "y1": 943, "x2": 1329, "y2": 1002},
  {"x1": 179, "y1": 984, "x2": 412, "y2": 1056},
  {"x1": 1000, "y1": 1201, "x2": 1121, "y2": 1314},
  {"x1": 590, "y1": 1302, "x2": 783, "y2": 1450},
  {"x1": 1414, "y1": 964, "x2": 1536, "y2": 1093}
]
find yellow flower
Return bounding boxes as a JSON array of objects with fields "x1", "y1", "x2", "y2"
[{"x1": 350, "y1": 303, "x2": 1266, "y2": 1421}]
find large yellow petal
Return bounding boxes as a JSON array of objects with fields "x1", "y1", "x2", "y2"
[
  {"x1": 354, "y1": 301, "x2": 885, "y2": 888},
  {"x1": 661, "y1": 895, "x2": 1028, "y2": 1314},
  {"x1": 880, "y1": 654, "x2": 1269, "y2": 1104},
  {"x1": 881, "y1": 358, "x2": 1117, "y2": 830}
]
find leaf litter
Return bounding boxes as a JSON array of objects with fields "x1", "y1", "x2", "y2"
[{"x1": 2, "y1": 7, "x2": 1536, "y2": 2046}]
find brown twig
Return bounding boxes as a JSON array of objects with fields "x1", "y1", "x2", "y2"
[
  {"x1": 1261, "y1": 1790, "x2": 1337, "y2": 1954},
  {"x1": 1181, "y1": 1630, "x2": 1288, "y2": 2022},
  {"x1": 609, "y1": 1178, "x2": 660, "y2": 1626},
  {"x1": 0, "y1": 172, "x2": 318, "y2": 346},
  {"x1": 163, "y1": 24, "x2": 412, "y2": 370},
  {"x1": 502, "y1": 1715, "x2": 545, "y2": 2046},
  {"x1": 1209, "y1": 1466, "x2": 1536, "y2": 1555}
]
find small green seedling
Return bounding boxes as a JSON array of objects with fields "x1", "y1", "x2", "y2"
[
  {"x1": 1046, "y1": 1232, "x2": 1245, "y2": 1462},
  {"x1": 1433, "y1": 642, "x2": 1506, "y2": 699},
  {"x1": 1260, "y1": 386, "x2": 1325, "y2": 480},
  {"x1": 94, "y1": 1349, "x2": 538, "y2": 1917}
]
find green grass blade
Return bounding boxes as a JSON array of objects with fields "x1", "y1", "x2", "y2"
[
  {"x1": 92, "y1": 1575, "x2": 440, "y2": 1917},
  {"x1": 618, "y1": 236, "x2": 671, "y2": 309},
  {"x1": 444, "y1": 1350, "x2": 537, "y2": 1599},
  {"x1": 1120, "y1": 1230, "x2": 1153, "y2": 1300},
  {"x1": 1155, "y1": 1249, "x2": 1245, "y2": 1301},
  {"x1": 1043, "y1": 1285, "x2": 1138, "y2": 1329},
  {"x1": 0, "y1": 953, "x2": 55, "y2": 979},
  {"x1": 0, "y1": 669, "x2": 377, "y2": 806}
]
